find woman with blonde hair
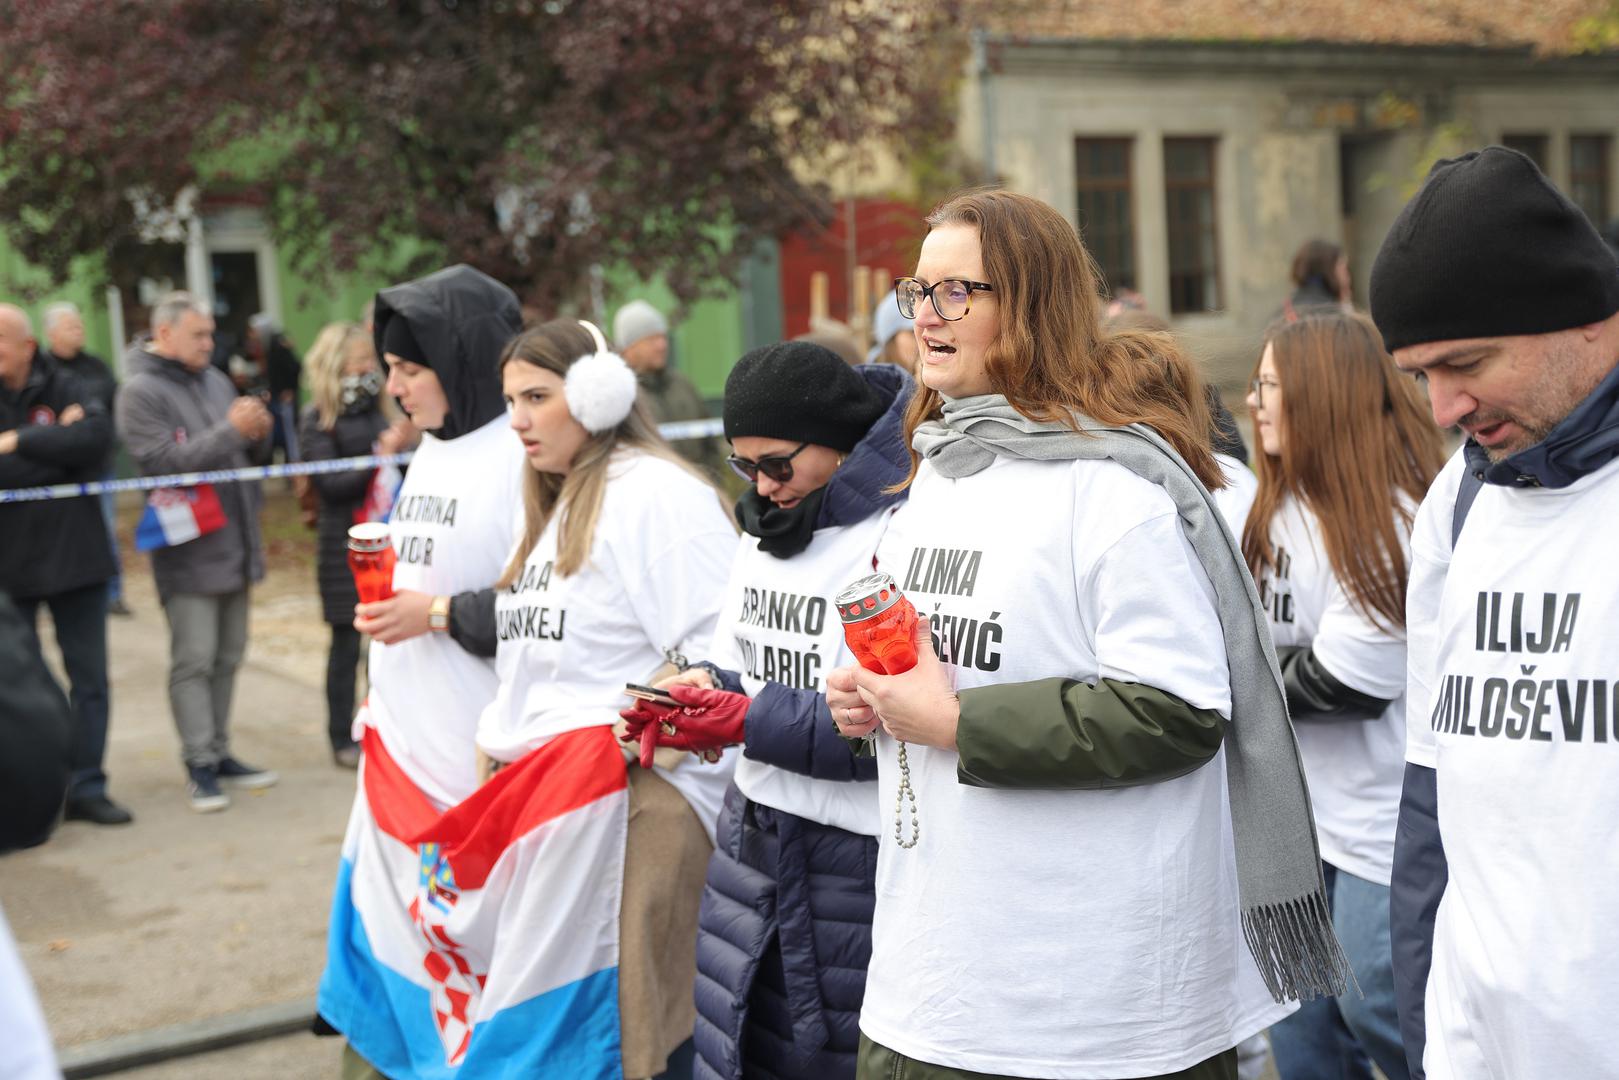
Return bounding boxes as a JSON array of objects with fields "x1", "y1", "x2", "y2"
[
  {"x1": 471, "y1": 318, "x2": 739, "y2": 1078},
  {"x1": 825, "y1": 189, "x2": 1347, "y2": 1079},
  {"x1": 1244, "y1": 312, "x2": 1444, "y2": 1080},
  {"x1": 297, "y1": 321, "x2": 411, "y2": 767}
]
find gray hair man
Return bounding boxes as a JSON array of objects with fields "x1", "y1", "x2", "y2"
[
  {"x1": 115, "y1": 292, "x2": 279, "y2": 812},
  {"x1": 1373, "y1": 147, "x2": 1619, "y2": 1080},
  {"x1": 0, "y1": 302, "x2": 127, "y2": 826},
  {"x1": 43, "y1": 300, "x2": 130, "y2": 615}
]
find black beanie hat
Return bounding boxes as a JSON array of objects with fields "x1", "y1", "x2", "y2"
[
  {"x1": 1370, "y1": 146, "x2": 1619, "y2": 352},
  {"x1": 381, "y1": 314, "x2": 430, "y2": 368},
  {"x1": 723, "y1": 341, "x2": 886, "y2": 453}
]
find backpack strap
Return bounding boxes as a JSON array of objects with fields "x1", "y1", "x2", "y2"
[{"x1": 1450, "y1": 464, "x2": 1485, "y2": 548}]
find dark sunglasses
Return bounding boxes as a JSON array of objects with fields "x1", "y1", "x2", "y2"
[{"x1": 727, "y1": 441, "x2": 810, "y2": 484}]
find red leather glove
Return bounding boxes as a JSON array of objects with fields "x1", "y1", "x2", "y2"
[
  {"x1": 618, "y1": 685, "x2": 750, "y2": 768},
  {"x1": 619, "y1": 698, "x2": 679, "y2": 770}
]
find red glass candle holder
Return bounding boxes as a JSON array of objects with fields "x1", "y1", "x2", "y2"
[
  {"x1": 835, "y1": 572, "x2": 918, "y2": 676},
  {"x1": 347, "y1": 522, "x2": 397, "y2": 604}
]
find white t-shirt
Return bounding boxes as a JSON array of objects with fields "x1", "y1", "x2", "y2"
[
  {"x1": 362, "y1": 416, "x2": 526, "y2": 809},
  {"x1": 1254, "y1": 496, "x2": 1408, "y2": 885},
  {"x1": 1406, "y1": 449, "x2": 1619, "y2": 1080},
  {"x1": 0, "y1": 906, "x2": 58, "y2": 1080},
  {"x1": 859, "y1": 455, "x2": 1291, "y2": 1079},
  {"x1": 1214, "y1": 452, "x2": 1258, "y2": 535},
  {"x1": 705, "y1": 512, "x2": 890, "y2": 836},
  {"x1": 477, "y1": 449, "x2": 740, "y2": 841}
]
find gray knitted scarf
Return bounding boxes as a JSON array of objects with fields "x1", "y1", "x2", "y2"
[{"x1": 915, "y1": 394, "x2": 1350, "y2": 1004}]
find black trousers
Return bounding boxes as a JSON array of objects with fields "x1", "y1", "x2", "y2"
[
  {"x1": 18, "y1": 582, "x2": 111, "y2": 799},
  {"x1": 326, "y1": 623, "x2": 362, "y2": 751}
]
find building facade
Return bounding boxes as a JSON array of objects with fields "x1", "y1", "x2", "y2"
[{"x1": 961, "y1": 32, "x2": 1619, "y2": 384}]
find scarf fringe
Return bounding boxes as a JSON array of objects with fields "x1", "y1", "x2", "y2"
[{"x1": 1242, "y1": 893, "x2": 1357, "y2": 1004}]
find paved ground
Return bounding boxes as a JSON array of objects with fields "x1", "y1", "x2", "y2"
[
  {"x1": 2, "y1": 492, "x2": 355, "y2": 1074},
  {"x1": 116, "y1": 1032, "x2": 342, "y2": 1079}
]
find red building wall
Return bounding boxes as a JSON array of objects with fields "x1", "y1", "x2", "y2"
[{"x1": 777, "y1": 198, "x2": 927, "y2": 337}]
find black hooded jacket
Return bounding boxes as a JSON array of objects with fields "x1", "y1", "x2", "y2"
[{"x1": 371, "y1": 264, "x2": 523, "y2": 441}]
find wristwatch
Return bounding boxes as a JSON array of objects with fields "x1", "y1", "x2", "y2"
[{"x1": 428, "y1": 595, "x2": 451, "y2": 633}]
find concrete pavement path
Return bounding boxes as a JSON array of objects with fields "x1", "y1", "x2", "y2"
[{"x1": 1, "y1": 504, "x2": 358, "y2": 1064}]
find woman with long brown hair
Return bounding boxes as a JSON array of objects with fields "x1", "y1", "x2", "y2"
[
  {"x1": 1243, "y1": 312, "x2": 1444, "y2": 1080},
  {"x1": 824, "y1": 188, "x2": 1347, "y2": 1079},
  {"x1": 475, "y1": 318, "x2": 738, "y2": 1079}
]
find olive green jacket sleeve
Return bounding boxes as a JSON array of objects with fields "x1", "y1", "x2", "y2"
[{"x1": 954, "y1": 677, "x2": 1226, "y2": 790}]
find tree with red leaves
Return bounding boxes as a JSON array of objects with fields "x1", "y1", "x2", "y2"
[{"x1": 0, "y1": 1, "x2": 959, "y2": 311}]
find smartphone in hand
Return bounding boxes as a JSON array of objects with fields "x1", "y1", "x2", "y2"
[{"x1": 624, "y1": 683, "x2": 680, "y2": 707}]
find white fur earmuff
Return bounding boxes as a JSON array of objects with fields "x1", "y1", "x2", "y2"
[{"x1": 564, "y1": 320, "x2": 639, "y2": 434}]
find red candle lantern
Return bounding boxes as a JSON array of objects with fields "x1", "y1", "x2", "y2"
[
  {"x1": 834, "y1": 571, "x2": 923, "y2": 850},
  {"x1": 835, "y1": 572, "x2": 919, "y2": 676},
  {"x1": 347, "y1": 522, "x2": 397, "y2": 604}
]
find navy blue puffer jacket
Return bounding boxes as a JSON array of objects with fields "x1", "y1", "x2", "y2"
[{"x1": 692, "y1": 364, "x2": 911, "y2": 1080}]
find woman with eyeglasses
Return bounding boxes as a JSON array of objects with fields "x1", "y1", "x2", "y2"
[
  {"x1": 618, "y1": 340, "x2": 913, "y2": 1080},
  {"x1": 822, "y1": 189, "x2": 1350, "y2": 1080},
  {"x1": 1243, "y1": 313, "x2": 1443, "y2": 1080}
]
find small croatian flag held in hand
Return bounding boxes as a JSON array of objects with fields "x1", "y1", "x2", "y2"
[
  {"x1": 359, "y1": 451, "x2": 403, "y2": 524},
  {"x1": 135, "y1": 485, "x2": 228, "y2": 551}
]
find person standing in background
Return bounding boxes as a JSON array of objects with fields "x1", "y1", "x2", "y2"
[
  {"x1": 247, "y1": 313, "x2": 303, "y2": 463},
  {"x1": 1281, "y1": 240, "x2": 1354, "y2": 322},
  {"x1": 116, "y1": 292, "x2": 278, "y2": 813},
  {"x1": 1, "y1": 303, "x2": 129, "y2": 828},
  {"x1": 297, "y1": 322, "x2": 412, "y2": 768},
  {"x1": 1244, "y1": 312, "x2": 1443, "y2": 1080},
  {"x1": 44, "y1": 301, "x2": 130, "y2": 617},
  {"x1": 866, "y1": 288, "x2": 918, "y2": 372},
  {"x1": 614, "y1": 298, "x2": 727, "y2": 479}
]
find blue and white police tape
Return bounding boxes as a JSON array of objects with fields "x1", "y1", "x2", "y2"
[{"x1": 0, "y1": 416, "x2": 728, "y2": 505}]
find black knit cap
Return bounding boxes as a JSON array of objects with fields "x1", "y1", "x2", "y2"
[
  {"x1": 723, "y1": 340, "x2": 885, "y2": 453},
  {"x1": 1370, "y1": 146, "x2": 1619, "y2": 352}
]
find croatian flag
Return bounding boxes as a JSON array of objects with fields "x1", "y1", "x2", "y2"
[
  {"x1": 134, "y1": 485, "x2": 227, "y2": 551},
  {"x1": 359, "y1": 447, "x2": 404, "y2": 523},
  {"x1": 319, "y1": 726, "x2": 628, "y2": 1079}
]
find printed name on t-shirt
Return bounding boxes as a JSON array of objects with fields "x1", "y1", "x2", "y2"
[
  {"x1": 496, "y1": 559, "x2": 566, "y2": 642},
  {"x1": 392, "y1": 494, "x2": 459, "y2": 527},
  {"x1": 900, "y1": 546, "x2": 1003, "y2": 671},
  {"x1": 1429, "y1": 591, "x2": 1613, "y2": 744},
  {"x1": 733, "y1": 586, "x2": 830, "y2": 690},
  {"x1": 391, "y1": 494, "x2": 462, "y2": 566},
  {"x1": 739, "y1": 587, "x2": 829, "y2": 634},
  {"x1": 902, "y1": 546, "x2": 983, "y2": 597},
  {"x1": 1257, "y1": 546, "x2": 1295, "y2": 625}
]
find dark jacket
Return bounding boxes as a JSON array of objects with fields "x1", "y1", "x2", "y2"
[
  {"x1": 266, "y1": 336, "x2": 302, "y2": 405},
  {"x1": 639, "y1": 365, "x2": 728, "y2": 480},
  {"x1": 299, "y1": 403, "x2": 390, "y2": 625},
  {"x1": 694, "y1": 364, "x2": 910, "y2": 1080},
  {"x1": 0, "y1": 590, "x2": 72, "y2": 853},
  {"x1": 1391, "y1": 358, "x2": 1619, "y2": 1080},
  {"x1": 115, "y1": 342, "x2": 271, "y2": 598},
  {"x1": 52, "y1": 348, "x2": 119, "y2": 474},
  {"x1": 0, "y1": 349, "x2": 117, "y2": 599}
]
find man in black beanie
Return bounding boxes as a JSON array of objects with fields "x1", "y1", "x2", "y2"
[{"x1": 1374, "y1": 146, "x2": 1619, "y2": 1080}]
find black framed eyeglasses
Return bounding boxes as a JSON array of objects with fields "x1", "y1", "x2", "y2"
[
  {"x1": 727, "y1": 441, "x2": 810, "y2": 484},
  {"x1": 894, "y1": 276, "x2": 994, "y2": 322},
  {"x1": 1249, "y1": 376, "x2": 1281, "y2": 403}
]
